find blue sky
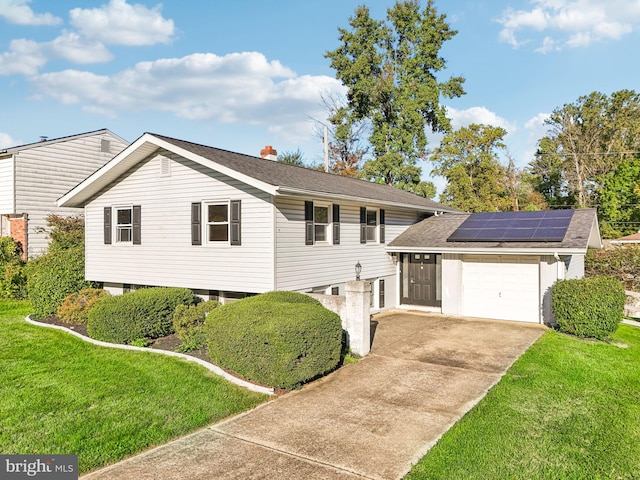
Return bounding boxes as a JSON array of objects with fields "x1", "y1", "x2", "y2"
[{"x1": 1, "y1": 0, "x2": 639, "y2": 189}]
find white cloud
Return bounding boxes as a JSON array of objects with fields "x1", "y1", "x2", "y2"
[
  {"x1": 0, "y1": 32, "x2": 114, "y2": 76},
  {"x1": 70, "y1": 0, "x2": 174, "y2": 46},
  {"x1": 535, "y1": 36, "x2": 559, "y2": 53},
  {"x1": 0, "y1": 0, "x2": 61, "y2": 26},
  {"x1": 30, "y1": 52, "x2": 345, "y2": 139},
  {"x1": 0, "y1": 38, "x2": 46, "y2": 75},
  {"x1": 48, "y1": 31, "x2": 114, "y2": 64},
  {"x1": 0, "y1": 132, "x2": 19, "y2": 148},
  {"x1": 497, "y1": 0, "x2": 640, "y2": 51},
  {"x1": 447, "y1": 106, "x2": 516, "y2": 133}
]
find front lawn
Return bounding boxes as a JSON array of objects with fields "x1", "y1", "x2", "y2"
[
  {"x1": 406, "y1": 325, "x2": 640, "y2": 479},
  {"x1": 0, "y1": 301, "x2": 268, "y2": 474}
]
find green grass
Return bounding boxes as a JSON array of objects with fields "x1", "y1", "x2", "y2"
[
  {"x1": 0, "y1": 300, "x2": 268, "y2": 474},
  {"x1": 406, "y1": 325, "x2": 640, "y2": 479}
]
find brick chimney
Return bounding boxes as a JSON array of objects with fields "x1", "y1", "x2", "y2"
[{"x1": 260, "y1": 145, "x2": 277, "y2": 161}]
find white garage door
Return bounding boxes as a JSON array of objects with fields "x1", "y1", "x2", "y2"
[{"x1": 462, "y1": 255, "x2": 540, "y2": 323}]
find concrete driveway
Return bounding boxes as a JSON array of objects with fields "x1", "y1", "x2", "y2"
[{"x1": 82, "y1": 312, "x2": 545, "y2": 480}]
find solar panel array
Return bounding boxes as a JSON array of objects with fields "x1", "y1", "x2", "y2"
[{"x1": 447, "y1": 210, "x2": 574, "y2": 243}]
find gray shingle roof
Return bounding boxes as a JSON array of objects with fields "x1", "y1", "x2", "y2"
[
  {"x1": 153, "y1": 133, "x2": 456, "y2": 212},
  {"x1": 388, "y1": 209, "x2": 599, "y2": 251}
]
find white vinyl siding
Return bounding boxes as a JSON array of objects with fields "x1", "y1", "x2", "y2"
[
  {"x1": 85, "y1": 152, "x2": 274, "y2": 293},
  {"x1": 0, "y1": 155, "x2": 14, "y2": 213},
  {"x1": 275, "y1": 197, "x2": 415, "y2": 293},
  {"x1": 441, "y1": 254, "x2": 463, "y2": 316},
  {"x1": 12, "y1": 132, "x2": 127, "y2": 257}
]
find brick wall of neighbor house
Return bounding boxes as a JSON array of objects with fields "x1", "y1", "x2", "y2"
[{"x1": 8, "y1": 214, "x2": 28, "y2": 260}]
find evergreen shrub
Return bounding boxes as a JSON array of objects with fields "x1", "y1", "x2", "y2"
[
  {"x1": 57, "y1": 288, "x2": 110, "y2": 324},
  {"x1": 87, "y1": 287, "x2": 197, "y2": 344},
  {"x1": 27, "y1": 246, "x2": 93, "y2": 318},
  {"x1": 552, "y1": 276, "x2": 625, "y2": 340},
  {"x1": 172, "y1": 299, "x2": 220, "y2": 352},
  {"x1": 205, "y1": 291, "x2": 342, "y2": 389}
]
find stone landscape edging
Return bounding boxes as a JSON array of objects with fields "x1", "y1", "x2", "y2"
[{"x1": 25, "y1": 315, "x2": 275, "y2": 396}]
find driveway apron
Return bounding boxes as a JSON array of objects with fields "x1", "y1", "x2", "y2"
[{"x1": 82, "y1": 312, "x2": 545, "y2": 480}]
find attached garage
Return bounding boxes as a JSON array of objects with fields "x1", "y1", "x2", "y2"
[
  {"x1": 461, "y1": 255, "x2": 539, "y2": 323},
  {"x1": 389, "y1": 209, "x2": 602, "y2": 325}
]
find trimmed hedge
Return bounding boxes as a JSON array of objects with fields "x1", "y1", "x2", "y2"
[
  {"x1": 27, "y1": 246, "x2": 93, "y2": 318},
  {"x1": 552, "y1": 276, "x2": 625, "y2": 340},
  {"x1": 87, "y1": 287, "x2": 197, "y2": 344},
  {"x1": 172, "y1": 300, "x2": 220, "y2": 352},
  {"x1": 57, "y1": 288, "x2": 110, "y2": 325},
  {"x1": 205, "y1": 291, "x2": 342, "y2": 389}
]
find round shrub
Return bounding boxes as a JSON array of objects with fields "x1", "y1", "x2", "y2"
[
  {"x1": 26, "y1": 246, "x2": 93, "y2": 318},
  {"x1": 172, "y1": 300, "x2": 220, "y2": 352},
  {"x1": 552, "y1": 276, "x2": 625, "y2": 340},
  {"x1": 205, "y1": 291, "x2": 343, "y2": 389},
  {"x1": 57, "y1": 288, "x2": 110, "y2": 325},
  {"x1": 87, "y1": 287, "x2": 197, "y2": 344}
]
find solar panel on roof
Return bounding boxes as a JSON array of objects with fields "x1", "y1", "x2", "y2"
[{"x1": 447, "y1": 209, "x2": 574, "y2": 242}]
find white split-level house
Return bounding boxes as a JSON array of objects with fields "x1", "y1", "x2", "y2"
[
  {"x1": 58, "y1": 132, "x2": 457, "y2": 310},
  {"x1": 0, "y1": 129, "x2": 128, "y2": 258},
  {"x1": 58, "y1": 132, "x2": 602, "y2": 324}
]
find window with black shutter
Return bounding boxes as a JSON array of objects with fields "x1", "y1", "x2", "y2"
[
  {"x1": 332, "y1": 204, "x2": 340, "y2": 245},
  {"x1": 191, "y1": 203, "x2": 201, "y2": 245},
  {"x1": 230, "y1": 200, "x2": 241, "y2": 246},
  {"x1": 103, "y1": 207, "x2": 111, "y2": 244}
]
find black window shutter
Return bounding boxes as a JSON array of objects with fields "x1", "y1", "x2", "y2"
[
  {"x1": 191, "y1": 203, "x2": 201, "y2": 245},
  {"x1": 132, "y1": 205, "x2": 142, "y2": 245},
  {"x1": 379, "y1": 279, "x2": 385, "y2": 308},
  {"x1": 103, "y1": 207, "x2": 111, "y2": 245},
  {"x1": 379, "y1": 208, "x2": 385, "y2": 243},
  {"x1": 332, "y1": 204, "x2": 340, "y2": 245},
  {"x1": 305, "y1": 201, "x2": 314, "y2": 245},
  {"x1": 360, "y1": 207, "x2": 366, "y2": 244},
  {"x1": 230, "y1": 200, "x2": 241, "y2": 246}
]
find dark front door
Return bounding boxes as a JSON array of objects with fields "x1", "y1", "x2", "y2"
[{"x1": 402, "y1": 253, "x2": 441, "y2": 307}]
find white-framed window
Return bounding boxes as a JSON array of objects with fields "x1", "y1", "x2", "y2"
[
  {"x1": 366, "y1": 208, "x2": 378, "y2": 242},
  {"x1": 305, "y1": 201, "x2": 339, "y2": 245},
  {"x1": 115, "y1": 206, "x2": 133, "y2": 243},
  {"x1": 205, "y1": 202, "x2": 229, "y2": 243},
  {"x1": 314, "y1": 204, "x2": 330, "y2": 243}
]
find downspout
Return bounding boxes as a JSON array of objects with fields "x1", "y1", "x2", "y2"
[{"x1": 554, "y1": 252, "x2": 563, "y2": 280}]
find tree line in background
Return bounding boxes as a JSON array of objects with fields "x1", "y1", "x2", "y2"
[{"x1": 281, "y1": 1, "x2": 640, "y2": 239}]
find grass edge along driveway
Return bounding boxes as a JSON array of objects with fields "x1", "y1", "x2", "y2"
[
  {"x1": 406, "y1": 324, "x2": 640, "y2": 479},
  {"x1": 0, "y1": 301, "x2": 268, "y2": 474}
]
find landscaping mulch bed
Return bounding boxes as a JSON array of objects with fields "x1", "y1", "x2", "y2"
[{"x1": 35, "y1": 315, "x2": 210, "y2": 363}]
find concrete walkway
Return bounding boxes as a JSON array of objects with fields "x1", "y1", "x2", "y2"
[{"x1": 82, "y1": 312, "x2": 545, "y2": 480}]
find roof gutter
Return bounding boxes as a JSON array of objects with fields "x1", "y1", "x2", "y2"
[
  {"x1": 275, "y1": 186, "x2": 459, "y2": 213},
  {"x1": 385, "y1": 245, "x2": 588, "y2": 256}
]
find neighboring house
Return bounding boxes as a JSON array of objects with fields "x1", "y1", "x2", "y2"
[
  {"x1": 610, "y1": 232, "x2": 640, "y2": 245},
  {"x1": 387, "y1": 209, "x2": 602, "y2": 324},
  {"x1": 0, "y1": 129, "x2": 128, "y2": 258},
  {"x1": 58, "y1": 132, "x2": 457, "y2": 308}
]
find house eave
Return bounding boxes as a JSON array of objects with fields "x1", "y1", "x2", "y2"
[
  {"x1": 275, "y1": 186, "x2": 457, "y2": 213},
  {"x1": 58, "y1": 133, "x2": 280, "y2": 207},
  {"x1": 386, "y1": 245, "x2": 588, "y2": 256}
]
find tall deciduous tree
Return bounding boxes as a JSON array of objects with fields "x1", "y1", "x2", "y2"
[
  {"x1": 314, "y1": 92, "x2": 367, "y2": 177},
  {"x1": 430, "y1": 124, "x2": 510, "y2": 212},
  {"x1": 529, "y1": 90, "x2": 640, "y2": 208},
  {"x1": 599, "y1": 157, "x2": 640, "y2": 238},
  {"x1": 325, "y1": 0, "x2": 465, "y2": 198}
]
